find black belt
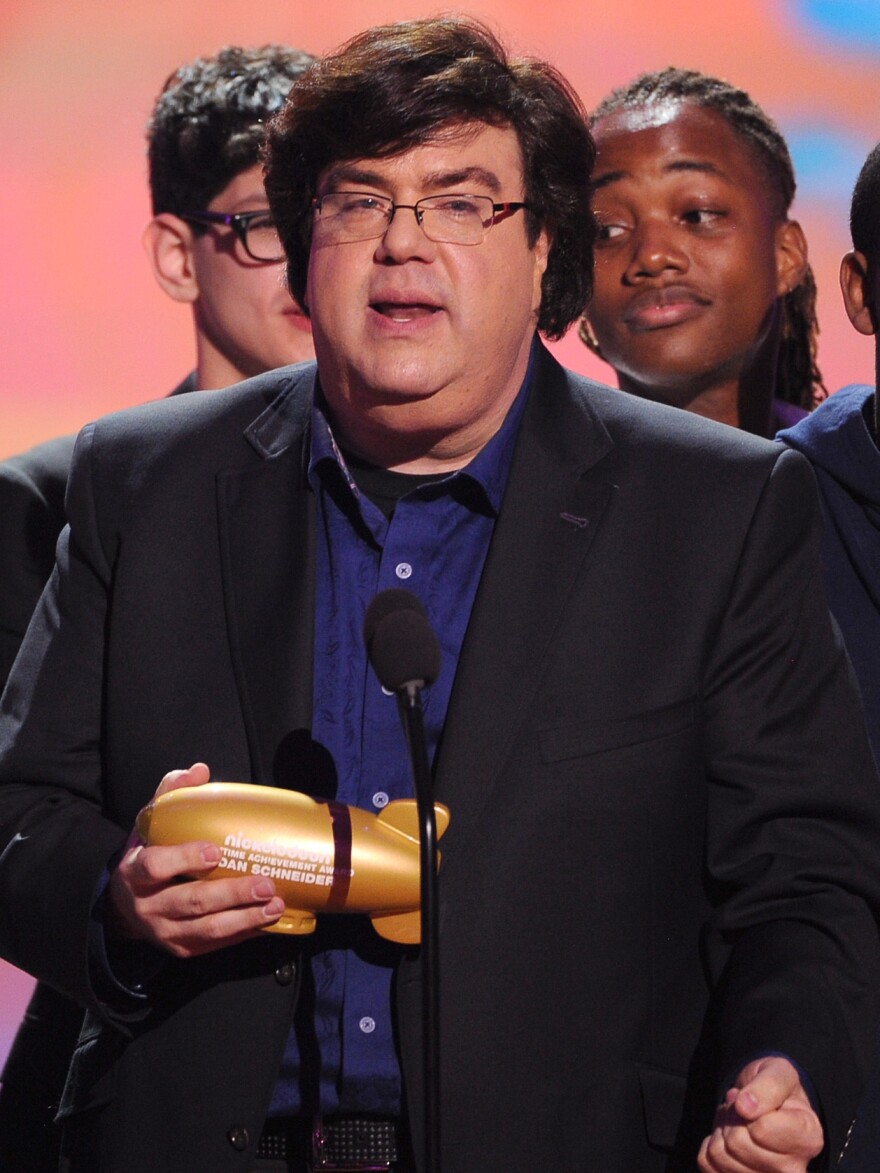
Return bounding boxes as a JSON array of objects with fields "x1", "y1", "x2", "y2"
[{"x1": 255, "y1": 1114, "x2": 415, "y2": 1172}]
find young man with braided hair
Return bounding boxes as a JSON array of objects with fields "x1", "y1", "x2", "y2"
[
  {"x1": 579, "y1": 67, "x2": 826, "y2": 438},
  {"x1": 0, "y1": 18, "x2": 878, "y2": 1173}
]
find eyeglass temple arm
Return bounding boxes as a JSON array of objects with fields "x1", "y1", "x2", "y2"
[{"x1": 487, "y1": 201, "x2": 528, "y2": 227}]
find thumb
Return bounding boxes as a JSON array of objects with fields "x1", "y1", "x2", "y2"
[
  {"x1": 155, "y1": 761, "x2": 211, "y2": 798},
  {"x1": 731, "y1": 1056, "x2": 802, "y2": 1120}
]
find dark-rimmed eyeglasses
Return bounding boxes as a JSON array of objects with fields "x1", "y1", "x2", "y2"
[
  {"x1": 180, "y1": 210, "x2": 285, "y2": 263},
  {"x1": 311, "y1": 192, "x2": 531, "y2": 246}
]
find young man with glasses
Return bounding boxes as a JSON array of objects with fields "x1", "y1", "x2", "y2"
[
  {"x1": 1, "y1": 18, "x2": 879, "y2": 1173},
  {"x1": 0, "y1": 43, "x2": 315, "y2": 1173},
  {"x1": 142, "y1": 45, "x2": 315, "y2": 393}
]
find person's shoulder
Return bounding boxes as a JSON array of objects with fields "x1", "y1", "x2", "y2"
[
  {"x1": 777, "y1": 384, "x2": 878, "y2": 494},
  {"x1": 779, "y1": 384, "x2": 874, "y2": 444},
  {"x1": 59, "y1": 363, "x2": 314, "y2": 510},
  {"x1": 85, "y1": 362, "x2": 315, "y2": 465},
  {"x1": 547, "y1": 355, "x2": 781, "y2": 470},
  {"x1": 0, "y1": 434, "x2": 77, "y2": 518},
  {"x1": 0, "y1": 434, "x2": 77, "y2": 489}
]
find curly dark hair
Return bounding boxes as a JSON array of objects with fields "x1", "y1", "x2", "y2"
[
  {"x1": 587, "y1": 67, "x2": 826, "y2": 409},
  {"x1": 263, "y1": 16, "x2": 595, "y2": 339},
  {"x1": 851, "y1": 141, "x2": 880, "y2": 267},
  {"x1": 147, "y1": 45, "x2": 316, "y2": 216}
]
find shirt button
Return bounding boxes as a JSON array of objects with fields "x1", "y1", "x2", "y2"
[
  {"x1": 359, "y1": 1016, "x2": 376, "y2": 1034},
  {"x1": 227, "y1": 1126, "x2": 250, "y2": 1151},
  {"x1": 395, "y1": 563, "x2": 412, "y2": 580},
  {"x1": 274, "y1": 961, "x2": 296, "y2": 986},
  {"x1": 373, "y1": 792, "x2": 389, "y2": 809}
]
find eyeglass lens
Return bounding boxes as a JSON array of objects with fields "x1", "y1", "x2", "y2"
[
  {"x1": 316, "y1": 194, "x2": 496, "y2": 244},
  {"x1": 243, "y1": 214, "x2": 284, "y2": 261}
]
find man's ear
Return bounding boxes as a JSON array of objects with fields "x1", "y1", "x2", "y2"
[
  {"x1": 142, "y1": 214, "x2": 200, "y2": 304},
  {"x1": 774, "y1": 219, "x2": 808, "y2": 298},
  {"x1": 530, "y1": 227, "x2": 551, "y2": 316},
  {"x1": 840, "y1": 250, "x2": 877, "y2": 337}
]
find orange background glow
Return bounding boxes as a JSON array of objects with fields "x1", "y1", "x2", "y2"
[{"x1": 2, "y1": 0, "x2": 879, "y2": 1062}]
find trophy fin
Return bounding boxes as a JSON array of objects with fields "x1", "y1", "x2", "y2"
[
  {"x1": 377, "y1": 800, "x2": 450, "y2": 842},
  {"x1": 263, "y1": 908, "x2": 317, "y2": 935},
  {"x1": 370, "y1": 908, "x2": 422, "y2": 944}
]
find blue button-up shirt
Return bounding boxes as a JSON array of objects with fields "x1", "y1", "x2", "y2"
[{"x1": 269, "y1": 352, "x2": 533, "y2": 1115}]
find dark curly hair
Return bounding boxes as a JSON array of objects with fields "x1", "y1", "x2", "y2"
[
  {"x1": 148, "y1": 45, "x2": 316, "y2": 216},
  {"x1": 586, "y1": 67, "x2": 826, "y2": 409},
  {"x1": 263, "y1": 16, "x2": 595, "y2": 339},
  {"x1": 851, "y1": 141, "x2": 880, "y2": 267}
]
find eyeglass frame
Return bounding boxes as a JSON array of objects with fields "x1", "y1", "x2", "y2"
[
  {"x1": 179, "y1": 209, "x2": 285, "y2": 263},
  {"x1": 310, "y1": 192, "x2": 532, "y2": 245}
]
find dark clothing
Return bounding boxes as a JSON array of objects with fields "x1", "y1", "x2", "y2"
[
  {"x1": 0, "y1": 373, "x2": 196, "y2": 693},
  {"x1": 778, "y1": 384, "x2": 880, "y2": 1171},
  {"x1": 273, "y1": 375, "x2": 528, "y2": 1115},
  {"x1": 0, "y1": 372, "x2": 197, "y2": 1172},
  {"x1": 778, "y1": 384, "x2": 880, "y2": 760},
  {"x1": 0, "y1": 433, "x2": 76, "y2": 689},
  {"x1": 1, "y1": 347, "x2": 879, "y2": 1171},
  {"x1": 771, "y1": 398, "x2": 808, "y2": 433}
]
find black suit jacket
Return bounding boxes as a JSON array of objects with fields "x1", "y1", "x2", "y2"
[
  {"x1": 0, "y1": 346, "x2": 878, "y2": 1172},
  {"x1": 0, "y1": 373, "x2": 197, "y2": 693},
  {"x1": 0, "y1": 434, "x2": 76, "y2": 689},
  {"x1": 0, "y1": 372, "x2": 197, "y2": 1173}
]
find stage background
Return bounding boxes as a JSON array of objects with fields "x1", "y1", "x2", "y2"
[{"x1": 2, "y1": 0, "x2": 880, "y2": 1068}]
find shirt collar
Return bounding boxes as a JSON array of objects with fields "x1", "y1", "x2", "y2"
[{"x1": 308, "y1": 337, "x2": 537, "y2": 516}]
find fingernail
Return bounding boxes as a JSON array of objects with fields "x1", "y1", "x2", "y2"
[
  {"x1": 264, "y1": 898, "x2": 285, "y2": 918},
  {"x1": 201, "y1": 845, "x2": 220, "y2": 864},
  {"x1": 739, "y1": 1091, "x2": 759, "y2": 1112},
  {"x1": 253, "y1": 880, "x2": 275, "y2": 899}
]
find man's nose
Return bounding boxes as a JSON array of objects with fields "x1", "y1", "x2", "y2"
[
  {"x1": 625, "y1": 220, "x2": 688, "y2": 281},
  {"x1": 375, "y1": 204, "x2": 436, "y2": 261}
]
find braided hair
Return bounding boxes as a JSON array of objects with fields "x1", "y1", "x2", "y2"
[{"x1": 588, "y1": 67, "x2": 826, "y2": 409}]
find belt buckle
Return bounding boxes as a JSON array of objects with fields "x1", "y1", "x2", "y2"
[{"x1": 310, "y1": 1115, "x2": 395, "y2": 1172}]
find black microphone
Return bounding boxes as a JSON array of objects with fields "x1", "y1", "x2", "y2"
[
  {"x1": 363, "y1": 588, "x2": 442, "y2": 1173},
  {"x1": 364, "y1": 588, "x2": 441, "y2": 694}
]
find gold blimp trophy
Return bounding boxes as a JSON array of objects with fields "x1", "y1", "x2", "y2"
[{"x1": 136, "y1": 782, "x2": 449, "y2": 944}]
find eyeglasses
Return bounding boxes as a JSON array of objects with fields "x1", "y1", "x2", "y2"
[
  {"x1": 311, "y1": 192, "x2": 531, "y2": 246},
  {"x1": 180, "y1": 210, "x2": 285, "y2": 263}
]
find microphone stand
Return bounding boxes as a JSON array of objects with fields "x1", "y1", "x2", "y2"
[{"x1": 397, "y1": 681, "x2": 440, "y2": 1173}]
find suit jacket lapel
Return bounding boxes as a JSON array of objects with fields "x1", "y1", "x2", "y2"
[
  {"x1": 216, "y1": 369, "x2": 316, "y2": 788},
  {"x1": 434, "y1": 347, "x2": 616, "y2": 859}
]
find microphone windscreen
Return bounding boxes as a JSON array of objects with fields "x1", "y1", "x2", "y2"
[
  {"x1": 364, "y1": 590, "x2": 441, "y2": 691},
  {"x1": 363, "y1": 588, "x2": 427, "y2": 646}
]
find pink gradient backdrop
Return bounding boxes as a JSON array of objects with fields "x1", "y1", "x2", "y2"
[{"x1": 1, "y1": 0, "x2": 878, "y2": 1064}]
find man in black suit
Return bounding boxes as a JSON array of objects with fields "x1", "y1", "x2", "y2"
[
  {"x1": 0, "y1": 44, "x2": 315, "y2": 1172},
  {"x1": 1, "y1": 18, "x2": 879, "y2": 1173}
]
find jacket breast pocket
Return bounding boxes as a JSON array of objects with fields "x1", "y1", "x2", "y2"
[
  {"x1": 636, "y1": 1061, "x2": 688, "y2": 1151},
  {"x1": 538, "y1": 698, "x2": 697, "y2": 764}
]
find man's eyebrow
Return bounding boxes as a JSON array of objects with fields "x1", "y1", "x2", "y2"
[
  {"x1": 322, "y1": 165, "x2": 387, "y2": 190},
  {"x1": 592, "y1": 159, "x2": 733, "y2": 191},
  {"x1": 420, "y1": 166, "x2": 503, "y2": 193},
  {"x1": 321, "y1": 164, "x2": 504, "y2": 194}
]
